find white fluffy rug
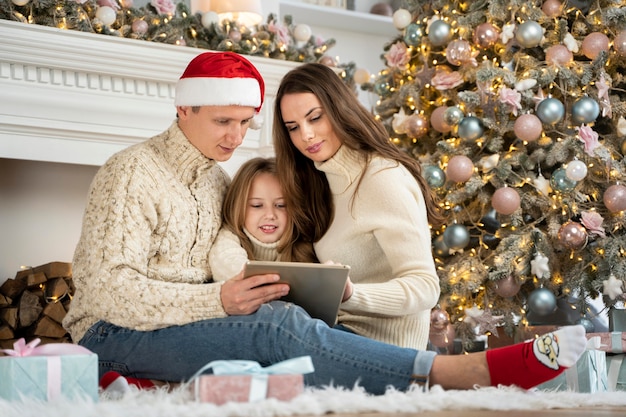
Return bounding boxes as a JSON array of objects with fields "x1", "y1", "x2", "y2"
[{"x1": 3, "y1": 385, "x2": 626, "y2": 417}]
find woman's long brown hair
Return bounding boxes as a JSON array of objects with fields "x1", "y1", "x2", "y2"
[{"x1": 273, "y1": 63, "x2": 443, "y2": 262}]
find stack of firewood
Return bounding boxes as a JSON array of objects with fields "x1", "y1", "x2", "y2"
[{"x1": 0, "y1": 262, "x2": 74, "y2": 349}]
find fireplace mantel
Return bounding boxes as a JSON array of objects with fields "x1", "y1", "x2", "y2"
[{"x1": 0, "y1": 19, "x2": 299, "y2": 173}]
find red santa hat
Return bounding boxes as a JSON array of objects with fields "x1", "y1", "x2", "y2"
[{"x1": 175, "y1": 51, "x2": 265, "y2": 114}]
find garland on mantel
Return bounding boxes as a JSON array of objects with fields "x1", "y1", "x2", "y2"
[{"x1": 0, "y1": 0, "x2": 358, "y2": 88}]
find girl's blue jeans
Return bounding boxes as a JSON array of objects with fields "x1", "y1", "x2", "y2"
[{"x1": 78, "y1": 301, "x2": 435, "y2": 395}]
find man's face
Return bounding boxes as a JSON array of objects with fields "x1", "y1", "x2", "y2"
[{"x1": 176, "y1": 105, "x2": 256, "y2": 161}]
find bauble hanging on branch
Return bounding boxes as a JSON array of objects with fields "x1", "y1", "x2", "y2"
[{"x1": 492, "y1": 186, "x2": 521, "y2": 215}]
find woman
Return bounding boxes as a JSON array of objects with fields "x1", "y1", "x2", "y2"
[{"x1": 273, "y1": 63, "x2": 443, "y2": 349}]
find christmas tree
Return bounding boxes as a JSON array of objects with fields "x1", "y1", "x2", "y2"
[{"x1": 364, "y1": 0, "x2": 626, "y2": 349}]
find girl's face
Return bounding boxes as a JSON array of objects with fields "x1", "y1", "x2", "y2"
[
  {"x1": 244, "y1": 172, "x2": 287, "y2": 244},
  {"x1": 280, "y1": 92, "x2": 342, "y2": 162}
]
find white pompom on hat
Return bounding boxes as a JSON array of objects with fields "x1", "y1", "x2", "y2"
[{"x1": 175, "y1": 51, "x2": 265, "y2": 117}]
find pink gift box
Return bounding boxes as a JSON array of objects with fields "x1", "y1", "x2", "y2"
[
  {"x1": 586, "y1": 332, "x2": 626, "y2": 353},
  {"x1": 194, "y1": 373, "x2": 304, "y2": 405}
]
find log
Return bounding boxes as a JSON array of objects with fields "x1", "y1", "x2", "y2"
[
  {"x1": 33, "y1": 316, "x2": 67, "y2": 338},
  {"x1": 0, "y1": 293, "x2": 11, "y2": 307},
  {"x1": 42, "y1": 301, "x2": 66, "y2": 324},
  {"x1": 18, "y1": 290, "x2": 43, "y2": 328},
  {"x1": 0, "y1": 278, "x2": 26, "y2": 299},
  {"x1": 44, "y1": 277, "x2": 70, "y2": 302},
  {"x1": 0, "y1": 324, "x2": 14, "y2": 340},
  {"x1": 26, "y1": 271, "x2": 47, "y2": 287},
  {"x1": 0, "y1": 306, "x2": 18, "y2": 329},
  {"x1": 15, "y1": 262, "x2": 72, "y2": 280}
]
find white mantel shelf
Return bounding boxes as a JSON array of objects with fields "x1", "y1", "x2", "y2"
[{"x1": 0, "y1": 19, "x2": 300, "y2": 172}]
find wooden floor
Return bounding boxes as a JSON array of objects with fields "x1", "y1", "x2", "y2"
[{"x1": 324, "y1": 408, "x2": 626, "y2": 417}]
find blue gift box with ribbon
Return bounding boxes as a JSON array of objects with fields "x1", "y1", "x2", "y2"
[
  {"x1": 607, "y1": 354, "x2": 626, "y2": 391},
  {"x1": 0, "y1": 338, "x2": 98, "y2": 402},
  {"x1": 189, "y1": 356, "x2": 314, "y2": 405},
  {"x1": 537, "y1": 337, "x2": 608, "y2": 393}
]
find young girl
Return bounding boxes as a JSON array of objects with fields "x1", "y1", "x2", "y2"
[{"x1": 209, "y1": 157, "x2": 293, "y2": 282}]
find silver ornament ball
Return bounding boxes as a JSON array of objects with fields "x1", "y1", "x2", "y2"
[
  {"x1": 443, "y1": 224, "x2": 470, "y2": 250},
  {"x1": 571, "y1": 97, "x2": 600, "y2": 125},
  {"x1": 515, "y1": 21, "x2": 543, "y2": 48},
  {"x1": 424, "y1": 165, "x2": 446, "y2": 188},
  {"x1": 428, "y1": 20, "x2": 452, "y2": 47},
  {"x1": 443, "y1": 107, "x2": 464, "y2": 126},
  {"x1": 537, "y1": 98, "x2": 565, "y2": 125},
  {"x1": 457, "y1": 116, "x2": 484, "y2": 141},
  {"x1": 528, "y1": 288, "x2": 557, "y2": 316}
]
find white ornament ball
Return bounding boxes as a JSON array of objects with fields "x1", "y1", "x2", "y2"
[
  {"x1": 353, "y1": 68, "x2": 371, "y2": 85},
  {"x1": 293, "y1": 24, "x2": 312, "y2": 42},
  {"x1": 565, "y1": 160, "x2": 588, "y2": 181},
  {"x1": 11, "y1": 0, "x2": 30, "y2": 5},
  {"x1": 201, "y1": 11, "x2": 219, "y2": 28},
  {"x1": 392, "y1": 9, "x2": 412, "y2": 30},
  {"x1": 515, "y1": 21, "x2": 543, "y2": 48},
  {"x1": 96, "y1": 6, "x2": 117, "y2": 26}
]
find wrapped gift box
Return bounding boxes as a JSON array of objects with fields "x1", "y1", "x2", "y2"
[
  {"x1": 609, "y1": 308, "x2": 626, "y2": 332},
  {"x1": 536, "y1": 349, "x2": 607, "y2": 393},
  {"x1": 195, "y1": 373, "x2": 304, "y2": 405},
  {"x1": 607, "y1": 354, "x2": 626, "y2": 391},
  {"x1": 0, "y1": 338, "x2": 98, "y2": 402},
  {"x1": 586, "y1": 332, "x2": 626, "y2": 353},
  {"x1": 190, "y1": 356, "x2": 313, "y2": 405}
]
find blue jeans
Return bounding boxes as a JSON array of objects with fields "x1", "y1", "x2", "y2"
[{"x1": 78, "y1": 301, "x2": 435, "y2": 395}]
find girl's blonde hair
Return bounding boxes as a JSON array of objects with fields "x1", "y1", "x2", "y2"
[{"x1": 221, "y1": 157, "x2": 314, "y2": 262}]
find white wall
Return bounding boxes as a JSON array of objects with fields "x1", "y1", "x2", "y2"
[{"x1": 0, "y1": 159, "x2": 98, "y2": 280}]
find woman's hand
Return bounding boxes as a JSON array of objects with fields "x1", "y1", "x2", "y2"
[
  {"x1": 342, "y1": 277, "x2": 353, "y2": 302},
  {"x1": 220, "y1": 270, "x2": 289, "y2": 315}
]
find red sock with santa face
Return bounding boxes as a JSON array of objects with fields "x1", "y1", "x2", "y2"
[{"x1": 485, "y1": 325, "x2": 586, "y2": 389}]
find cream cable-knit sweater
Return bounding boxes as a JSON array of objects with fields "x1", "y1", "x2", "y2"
[
  {"x1": 209, "y1": 228, "x2": 280, "y2": 281},
  {"x1": 63, "y1": 122, "x2": 231, "y2": 343},
  {"x1": 314, "y1": 145, "x2": 440, "y2": 349}
]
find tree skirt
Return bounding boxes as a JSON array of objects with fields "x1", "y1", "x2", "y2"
[{"x1": 3, "y1": 385, "x2": 626, "y2": 417}]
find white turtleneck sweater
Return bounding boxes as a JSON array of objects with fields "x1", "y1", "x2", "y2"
[
  {"x1": 314, "y1": 145, "x2": 440, "y2": 349},
  {"x1": 209, "y1": 228, "x2": 280, "y2": 281},
  {"x1": 64, "y1": 122, "x2": 231, "y2": 343}
]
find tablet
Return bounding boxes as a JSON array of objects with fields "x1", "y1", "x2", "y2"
[{"x1": 243, "y1": 261, "x2": 350, "y2": 326}]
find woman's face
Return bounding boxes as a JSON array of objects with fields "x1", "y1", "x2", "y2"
[
  {"x1": 244, "y1": 173, "x2": 287, "y2": 244},
  {"x1": 280, "y1": 92, "x2": 342, "y2": 162}
]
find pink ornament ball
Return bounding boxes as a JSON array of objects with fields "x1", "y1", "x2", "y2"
[
  {"x1": 131, "y1": 19, "x2": 148, "y2": 35},
  {"x1": 370, "y1": 2, "x2": 393, "y2": 16},
  {"x1": 542, "y1": 0, "x2": 563, "y2": 17},
  {"x1": 430, "y1": 323, "x2": 455, "y2": 349},
  {"x1": 545, "y1": 44, "x2": 573, "y2": 66},
  {"x1": 514, "y1": 114, "x2": 543, "y2": 142},
  {"x1": 405, "y1": 114, "x2": 429, "y2": 139},
  {"x1": 558, "y1": 221, "x2": 588, "y2": 250},
  {"x1": 430, "y1": 106, "x2": 452, "y2": 133},
  {"x1": 473, "y1": 23, "x2": 500, "y2": 49},
  {"x1": 494, "y1": 275, "x2": 522, "y2": 298},
  {"x1": 319, "y1": 56, "x2": 336, "y2": 67},
  {"x1": 492, "y1": 187, "x2": 521, "y2": 215},
  {"x1": 614, "y1": 31, "x2": 626, "y2": 57},
  {"x1": 604, "y1": 184, "x2": 626, "y2": 213},
  {"x1": 430, "y1": 308, "x2": 450, "y2": 330},
  {"x1": 446, "y1": 155, "x2": 474, "y2": 183},
  {"x1": 582, "y1": 32, "x2": 610, "y2": 60}
]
